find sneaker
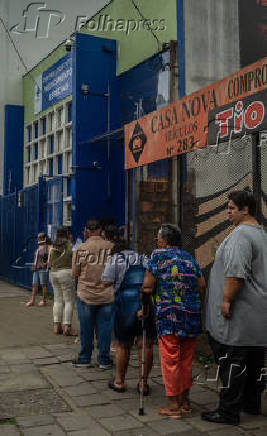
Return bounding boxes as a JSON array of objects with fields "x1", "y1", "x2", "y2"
[
  {"x1": 99, "y1": 362, "x2": 113, "y2": 370},
  {"x1": 72, "y1": 359, "x2": 94, "y2": 368}
]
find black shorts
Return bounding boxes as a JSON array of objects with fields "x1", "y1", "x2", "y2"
[{"x1": 114, "y1": 300, "x2": 157, "y2": 344}]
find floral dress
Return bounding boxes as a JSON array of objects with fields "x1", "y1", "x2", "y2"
[{"x1": 146, "y1": 248, "x2": 203, "y2": 338}]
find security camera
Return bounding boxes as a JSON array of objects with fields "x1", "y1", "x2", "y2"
[{"x1": 65, "y1": 39, "x2": 73, "y2": 52}]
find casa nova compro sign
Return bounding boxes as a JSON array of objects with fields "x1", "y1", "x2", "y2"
[{"x1": 124, "y1": 57, "x2": 267, "y2": 169}]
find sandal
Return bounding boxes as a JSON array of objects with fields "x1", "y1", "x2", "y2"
[
  {"x1": 25, "y1": 300, "x2": 35, "y2": 307},
  {"x1": 158, "y1": 407, "x2": 182, "y2": 419},
  {"x1": 38, "y1": 300, "x2": 46, "y2": 307},
  {"x1": 180, "y1": 390, "x2": 192, "y2": 414},
  {"x1": 108, "y1": 380, "x2": 126, "y2": 393},
  {"x1": 53, "y1": 324, "x2": 63, "y2": 335},
  {"x1": 64, "y1": 326, "x2": 76, "y2": 336},
  {"x1": 181, "y1": 404, "x2": 192, "y2": 414},
  {"x1": 137, "y1": 383, "x2": 150, "y2": 396}
]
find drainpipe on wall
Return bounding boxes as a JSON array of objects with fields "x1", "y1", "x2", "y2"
[
  {"x1": 177, "y1": 0, "x2": 186, "y2": 99},
  {"x1": 176, "y1": 0, "x2": 187, "y2": 230},
  {"x1": 37, "y1": 176, "x2": 44, "y2": 233}
]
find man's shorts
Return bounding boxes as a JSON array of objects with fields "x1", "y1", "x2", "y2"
[
  {"x1": 114, "y1": 289, "x2": 156, "y2": 344},
  {"x1": 32, "y1": 269, "x2": 49, "y2": 286}
]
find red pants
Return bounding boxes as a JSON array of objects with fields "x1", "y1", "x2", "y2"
[{"x1": 158, "y1": 334, "x2": 196, "y2": 397}]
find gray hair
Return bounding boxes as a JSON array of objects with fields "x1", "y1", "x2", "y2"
[{"x1": 158, "y1": 224, "x2": 182, "y2": 247}]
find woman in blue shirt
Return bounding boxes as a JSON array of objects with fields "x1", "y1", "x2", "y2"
[{"x1": 143, "y1": 224, "x2": 206, "y2": 418}]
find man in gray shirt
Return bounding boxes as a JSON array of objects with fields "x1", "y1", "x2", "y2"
[{"x1": 202, "y1": 190, "x2": 267, "y2": 426}]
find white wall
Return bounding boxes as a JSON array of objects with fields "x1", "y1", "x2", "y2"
[
  {"x1": 0, "y1": 0, "x2": 110, "y2": 193},
  {"x1": 185, "y1": 0, "x2": 240, "y2": 95},
  {"x1": 184, "y1": 0, "x2": 241, "y2": 200}
]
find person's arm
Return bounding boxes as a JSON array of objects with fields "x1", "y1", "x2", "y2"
[
  {"x1": 221, "y1": 277, "x2": 244, "y2": 319},
  {"x1": 142, "y1": 270, "x2": 156, "y2": 294},
  {"x1": 101, "y1": 281, "x2": 113, "y2": 287},
  {"x1": 136, "y1": 270, "x2": 156, "y2": 319},
  {"x1": 197, "y1": 275, "x2": 206, "y2": 302},
  {"x1": 221, "y1": 232, "x2": 251, "y2": 319},
  {"x1": 72, "y1": 249, "x2": 81, "y2": 278},
  {"x1": 101, "y1": 254, "x2": 116, "y2": 288},
  {"x1": 32, "y1": 249, "x2": 38, "y2": 271}
]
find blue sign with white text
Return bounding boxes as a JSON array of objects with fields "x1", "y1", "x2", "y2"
[{"x1": 34, "y1": 53, "x2": 72, "y2": 114}]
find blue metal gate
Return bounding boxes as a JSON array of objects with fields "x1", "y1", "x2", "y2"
[
  {"x1": 0, "y1": 177, "x2": 63, "y2": 289},
  {"x1": 45, "y1": 177, "x2": 63, "y2": 241}
]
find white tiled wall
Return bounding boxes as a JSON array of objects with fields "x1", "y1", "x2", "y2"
[{"x1": 24, "y1": 100, "x2": 73, "y2": 225}]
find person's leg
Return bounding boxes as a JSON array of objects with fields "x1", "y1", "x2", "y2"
[
  {"x1": 25, "y1": 273, "x2": 39, "y2": 306},
  {"x1": 37, "y1": 285, "x2": 47, "y2": 306},
  {"x1": 136, "y1": 336, "x2": 153, "y2": 392},
  {"x1": 178, "y1": 337, "x2": 196, "y2": 412},
  {"x1": 113, "y1": 342, "x2": 132, "y2": 387},
  {"x1": 243, "y1": 346, "x2": 265, "y2": 414},
  {"x1": 158, "y1": 334, "x2": 182, "y2": 416},
  {"x1": 38, "y1": 270, "x2": 49, "y2": 306},
  {"x1": 110, "y1": 310, "x2": 117, "y2": 352},
  {"x1": 96, "y1": 303, "x2": 113, "y2": 366},
  {"x1": 50, "y1": 271, "x2": 63, "y2": 334},
  {"x1": 77, "y1": 298, "x2": 95, "y2": 364},
  {"x1": 136, "y1": 300, "x2": 156, "y2": 393},
  {"x1": 206, "y1": 334, "x2": 247, "y2": 423},
  {"x1": 59, "y1": 269, "x2": 75, "y2": 334}
]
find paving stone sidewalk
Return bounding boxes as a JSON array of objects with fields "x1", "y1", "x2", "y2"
[{"x1": 0, "y1": 281, "x2": 267, "y2": 436}]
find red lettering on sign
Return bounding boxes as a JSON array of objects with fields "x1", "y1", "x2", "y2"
[
  {"x1": 244, "y1": 101, "x2": 264, "y2": 129},
  {"x1": 216, "y1": 108, "x2": 233, "y2": 137},
  {"x1": 234, "y1": 101, "x2": 244, "y2": 133}
]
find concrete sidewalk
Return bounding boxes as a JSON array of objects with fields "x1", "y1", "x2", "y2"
[{"x1": 0, "y1": 280, "x2": 266, "y2": 436}]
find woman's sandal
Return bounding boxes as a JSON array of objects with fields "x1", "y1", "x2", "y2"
[
  {"x1": 180, "y1": 404, "x2": 192, "y2": 414},
  {"x1": 25, "y1": 300, "x2": 35, "y2": 307},
  {"x1": 158, "y1": 407, "x2": 182, "y2": 419},
  {"x1": 53, "y1": 324, "x2": 63, "y2": 335},
  {"x1": 38, "y1": 300, "x2": 46, "y2": 307},
  {"x1": 63, "y1": 326, "x2": 76, "y2": 336},
  {"x1": 108, "y1": 380, "x2": 126, "y2": 393}
]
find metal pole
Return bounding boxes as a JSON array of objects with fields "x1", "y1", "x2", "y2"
[
  {"x1": 139, "y1": 314, "x2": 146, "y2": 416},
  {"x1": 107, "y1": 82, "x2": 111, "y2": 198},
  {"x1": 252, "y1": 132, "x2": 262, "y2": 222}
]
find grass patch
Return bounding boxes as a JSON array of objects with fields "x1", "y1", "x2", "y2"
[{"x1": 0, "y1": 418, "x2": 16, "y2": 425}]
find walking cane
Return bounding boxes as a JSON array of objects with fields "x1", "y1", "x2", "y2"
[{"x1": 139, "y1": 308, "x2": 146, "y2": 416}]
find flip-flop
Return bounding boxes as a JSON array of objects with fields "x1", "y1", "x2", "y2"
[
  {"x1": 137, "y1": 383, "x2": 150, "y2": 396},
  {"x1": 181, "y1": 406, "x2": 193, "y2": 414},
  {"x1": 64, "y1": 328, "x2": 77, "y2": 336},
  {"x1": 108, "y1": 380, "x2": 126, "y2": 393},
  {"x1": 158, "y1": 407, "x2": 182, "y2": 419},
  {"x1": 53, "y1": 329, "x2": 63, "y2": 335},
  {"x1": 38, "y1": 300, "x2": 46, "y2": 307}
]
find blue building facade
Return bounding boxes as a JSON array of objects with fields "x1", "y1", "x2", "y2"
[{"x1": 0, "y1": 29, "x2": 179, "y2": 287}]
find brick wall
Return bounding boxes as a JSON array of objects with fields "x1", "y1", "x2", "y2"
[{"x1": 137, "y1": 180, "x2": 171, "y2": 254}]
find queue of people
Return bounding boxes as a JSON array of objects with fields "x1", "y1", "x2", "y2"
[{"x1": 24, "y1": 190, "x2": 267, "y2": 424}]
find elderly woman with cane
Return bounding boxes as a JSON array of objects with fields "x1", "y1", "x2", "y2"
[
  {"x1": 101, "y1": 241, "x2": 156, "y2": 395},
  {"x1": 142, "y1": 224, "x2": 206, "y2": 418}
]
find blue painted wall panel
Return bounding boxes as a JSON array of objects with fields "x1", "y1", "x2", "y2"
[
  {"x1": 3, "y1": 105, "x2": 24, "y2": 195},
  {"x1": 118, "y1": 51, "x2": 170, "y2": 178},
  {"x1": 72, "y1": 33, "x2": 123, "y2": 239}
]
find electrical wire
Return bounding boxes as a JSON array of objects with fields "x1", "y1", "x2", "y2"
[
  {"x1": 0, "y1": 16, "x2": 42, "y2": 94},
  {"x1": 129, "y1": 0, "x2": 161, "y2": 51}
]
